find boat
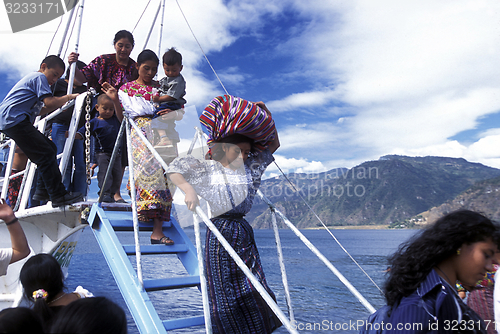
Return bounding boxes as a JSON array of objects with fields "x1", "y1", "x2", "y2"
[{"x1": 0, "y1": 0, "x2": 381, "y2": 333}]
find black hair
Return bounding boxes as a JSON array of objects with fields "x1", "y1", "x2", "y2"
[
  {"x1": 40, "y1": 55, "x2": 65, "y2": 71},
  {"x1": 162, "y1": 47, "x2": 182, "y2": 66},
  {"x1": 210, "y1": 134, "x2": 254, "y2": 161},
  {"x1": 384, "y1": 210, "x2": 500, "y2": 307},
  {"x1": 50, "y1": 297, "x2": 127, "y2": 334},
  {"x1": 113, "y1": 30, "x2": 134, "y2": 46},
  {"x1": 97, "y1": 93, "x2": 113, "y2": 105},
  {"x1": 0, "y1": 307, "x2": 44, "y2": 333},
  {"x1": 137, "y1": 49, "x2": 159, "y2": 66},
  {"x1": 20, "y1": 253, "x2": 65, "y2": 331},
  {"x1": 65, "y1": 60, "x2": 86, "y2": 79}
]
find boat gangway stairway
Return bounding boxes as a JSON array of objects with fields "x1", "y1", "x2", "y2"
[{"x1": 88, "y1": 202, "x2": 204, "y2": 333}]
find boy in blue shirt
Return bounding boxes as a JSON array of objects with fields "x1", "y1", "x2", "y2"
[
  {"x1": 76, "y1": 94, "x2": 122, "y2": 203},
  {"x1": 0, "y1": 55, "x2": 83, "y2": 207}
]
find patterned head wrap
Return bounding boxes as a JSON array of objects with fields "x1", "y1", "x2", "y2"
[
  {"x1": 200, "y1": 95, "x2": 276, "y2": 152},
  {"x1": 32, "y1": 289, "x2": 48, "y2": 300}
]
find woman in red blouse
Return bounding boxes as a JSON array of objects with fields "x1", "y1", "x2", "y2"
[
  {"x1": 68, "y1": 30, "x2": 138, "y2": 93},
  {"x1": 68, "y1": 30, "x2": 138, "y2": 203}
]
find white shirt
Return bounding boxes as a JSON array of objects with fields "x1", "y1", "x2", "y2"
[{"x1": 0, "y1": 248, "x2": 13, "y2": 276}]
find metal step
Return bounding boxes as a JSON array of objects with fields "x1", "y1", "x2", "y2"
[
  {"x1": 89, "y1": 203, "x2": 205, "y2": 333},
  {"x1": 163, "y1": 316, "x2": 205, "y2": 331},
  {"x1": 102, "y1": 211, "x2": 172, "y2": 231},
  {"x1": 123, "y1": 244, "x2": 188, "y2": 255},
  {"x1": 89, "y1": 204, "x2": 168, "y2": 334},
  {"x1": 143, "y1": 276, "x2": 200, "y2": 292}
]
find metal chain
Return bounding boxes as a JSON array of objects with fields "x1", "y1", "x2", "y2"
[{"x1": 84, "y1": 92, "x2": 92, "y2": 185}]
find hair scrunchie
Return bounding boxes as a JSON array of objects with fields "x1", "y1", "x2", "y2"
[{"x1": 32, "y1": 289, "x2": 48, "y2": 300}]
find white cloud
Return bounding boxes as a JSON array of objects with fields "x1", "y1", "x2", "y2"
[
  {"x1": 304, "y1": 0, "x2": 500, "y2": 106},
  {"x1": 264, "y1": 154, "x2": 328, "y2": 178},
  {"x1": 391, "y1": 141, "x2": 467, "y2": 159},
  {"x1": 478, "y1": 128, "x2": 500, "y2": 139},
  {"x1": 267, "y1": 90, "x2": 339, "y2": 113},
  {"x1": 217, "y1": 67, "x2": 249, "y2": 88},
  {"x1": 390, "y1": 134, "x2": 500, "y2": 169},
  {"x1": 269, "y1": 0, "x2": 500, "y2": 168},
  {"x1": 0, "y1": 0, "x2": 243, "y2": 109},
  {"x1": 350, "y1": 88, "x2": 500, "y2": 150},
  {"x1": 465, "y1": 134, "x2": 500, "y2": 162},
  {"x1": 2, "y1": 0, "x2": 500, "y2": 172},
  {"x1": 278, "y1": 122, "x2": 346, "y2": 151}
]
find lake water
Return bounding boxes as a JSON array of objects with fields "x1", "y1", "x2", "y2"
[{"x1": 64, "y1": 225, "x2": 416, "y2": 334}]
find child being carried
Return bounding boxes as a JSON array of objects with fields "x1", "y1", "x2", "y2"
[{"x1": 151, "y1": 48, "x2": 185, "y2": 164}]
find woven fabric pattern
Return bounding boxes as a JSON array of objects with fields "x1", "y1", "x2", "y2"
[
  {"x1": 127, "y1": 116, "x2": 171, "y2": 221},
  {"x1": 200, "y1": 95, "x2": 276, "y2": 152}
]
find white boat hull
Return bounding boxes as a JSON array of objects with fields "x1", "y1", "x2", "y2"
[{"x1": 0, "y1": 203, "x2": 87, "y2": 310}]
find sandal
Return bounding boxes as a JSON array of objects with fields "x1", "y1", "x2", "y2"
[
  {"x1": 114, "y1": 199, "x2": 128, "y2": 204},
  {"x1": 150, "y1": 236, "x2": 174, "y2": 245}
]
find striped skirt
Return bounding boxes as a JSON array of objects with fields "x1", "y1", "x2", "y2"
[{"x1": 205, "y1": 217, "x2": 281, "y2": 334}]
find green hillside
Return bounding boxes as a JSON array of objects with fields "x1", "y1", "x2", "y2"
[{"x1": 247, "y1": 155, "x2": 500, "y2": 228}]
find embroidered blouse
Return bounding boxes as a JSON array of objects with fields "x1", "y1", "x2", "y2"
[
  {"x1": 82, "y1": 53, "x2": 137, "y2": 91},
  {"x1": 166, "y1": 150, "x2": 274, "y2": 217},
  {"x1": 456, "y1": 264, "x2": 499, "y2": 291},
  {"x1": 118, "y1": 81, "x2": 160, "y2": 119}
]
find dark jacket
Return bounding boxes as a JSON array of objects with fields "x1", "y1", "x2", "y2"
[{"x1": 386, "y1": 269, "x2": 486, "y2": 333}]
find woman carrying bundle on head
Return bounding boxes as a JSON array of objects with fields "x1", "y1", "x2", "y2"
[
  {"x1": 19, "y1": 253, "x2": 93, "y2": 332},
  {"x1": 166, "y1": 95, "x2": 281, "y2": 333}
]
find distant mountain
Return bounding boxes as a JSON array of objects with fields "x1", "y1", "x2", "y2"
[
  {"x1": 407, "y1": 175, "x2": 500, "y2": 226},
  {"x1": 246, "y1": 155, "x2": 500, "y2": 228}
]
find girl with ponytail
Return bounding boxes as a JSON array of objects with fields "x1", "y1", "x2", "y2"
[{"x1": 20, "y1": 254, "x2": 92, "y2": 331}]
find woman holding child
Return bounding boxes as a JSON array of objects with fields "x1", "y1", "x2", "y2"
[
  {"x1": 104, "y1": 49, "x2": 174, "y2": 245},
  {"x1": 166, "y1": 95, "x2": 281, "y2": 333}
]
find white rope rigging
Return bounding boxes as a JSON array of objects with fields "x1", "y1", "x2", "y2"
[
  {"x1": 174, "y1": 0, "x2": 229, "y2": 96},
  {"x1": 46, "y1": 16, "x2": 64, "y2": 57},
  {"x1": 61, "y1": 12, "x2": 79, "y2": 61},
  {"x1": 46, "y1": 5, "x2": 78, "y2": 61},
  {"x1": 132, "y1": 0, "x2": 153, "y2": 34},
  {"x1": 272, "y1": 162, "x2": 384, "y2": 294},
  {"x1": 174, "y1": 0, "x2": 383, "y2": 296}
]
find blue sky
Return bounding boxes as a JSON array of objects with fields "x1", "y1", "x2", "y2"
[{"x1": 1, "y1": 0, "x2": 500, "y2": 176}]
